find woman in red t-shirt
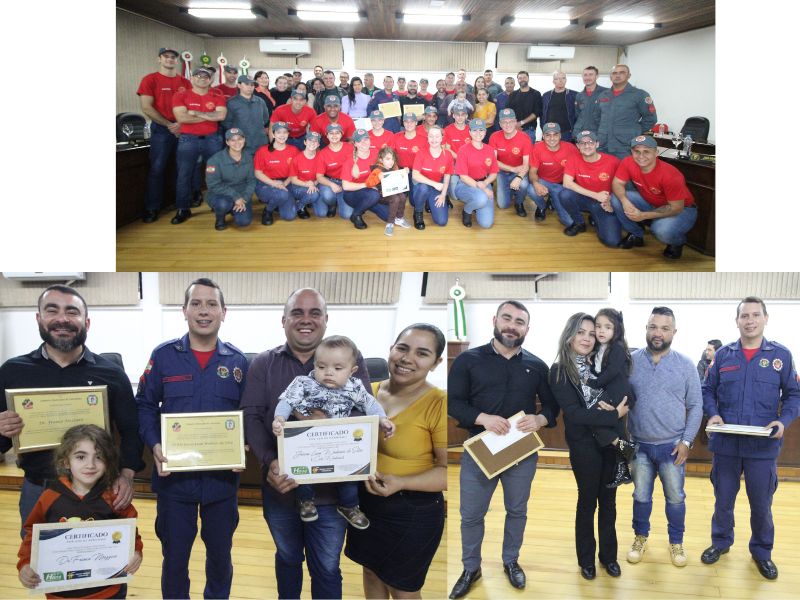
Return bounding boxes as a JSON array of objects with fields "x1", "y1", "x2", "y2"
[
  {"x1": 342, "y1": 129, "x2": 388, "y2": 229},
  {"x1": 254, "y1": 121, "x2": 300, "y2": 225},
  {"x1": 412, "y1": 126, "x2": 454, "y2": 228},
  {"x1": 453, "y1": 119, "x2": 499, "y2": 228},
  {"x1": 315, "y1": 123, "x2": 353, "y2": 219}
]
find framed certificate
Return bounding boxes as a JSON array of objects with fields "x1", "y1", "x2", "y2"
[
  {"x1": 378, "y1": 101, "x2": 402, "y2": 118},
  {"x1": 6, "y1": 386, "x2": 110, "y2": 454},
  {"x1": 278, "y1": 415, "x2": 379, "y2": 484},
  {"x1": 402, "y1": 104, "x2": 425, "y2": 118},
  {"x1": 30, "y1": 518, "x2": 136, "y2": 594},
  {"x1": 380, "y1": 170, "x2": 410, "y2": 196},
  {"x1": 160, "y1": 411, "x2": 246, "y2": 472},
  {"x1": 354, "y1": 117, "x2": 373, "y2": 131},
  {"x1": 463, "y1": 412, "x2": 544, "y2": 479}
]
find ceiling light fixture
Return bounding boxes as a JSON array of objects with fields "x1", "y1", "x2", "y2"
[
  {"x1": 501, "y1": 15, "x2": 576, "y2": 28},
  {"x1": 397, "y1": 11, "x2": 469, "y2": 25},
  {"x1": 289, "y1": 8, "x2": 365, "y2": 22},
  {"x1": 586, "y1": 18, "x2": 661, "y2": 32}
]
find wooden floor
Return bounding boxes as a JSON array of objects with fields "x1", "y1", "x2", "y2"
[
  {"x1": 447, "y1": 464, "x2": 800, "y2": 599},
  {"x1": 116, "y1": 200, "x2": 714, "y2": 272}
]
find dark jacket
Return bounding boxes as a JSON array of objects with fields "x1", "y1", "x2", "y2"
[{"x1": 586, "y1": 341, "x2": 635, "y2": 409}]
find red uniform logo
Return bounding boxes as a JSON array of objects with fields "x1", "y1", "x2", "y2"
[
  {"x1": 560, "y1": 159, "x2": 568, "y2": 167},
  {"x1": 599, "y1": 172, "x2": 609, "y2": 181},
  {"x1": 511, "y1": 147, "x2": 520, "y2": 155},
  {"x1": 439, "y1": 165, "x2": 446, "y2": 173},
  {"x1": 412, "y1": 146, "x2": 419, "y2": 153},
  {"x1": 484, "y1": 158, "x2": 492, "y2": 166},
  {"x1": 205, "y1": 101, "x2": 216, "y2": 111},
  {"x1": 649, "y1": 186, "x2": 662, "y2": 195}
]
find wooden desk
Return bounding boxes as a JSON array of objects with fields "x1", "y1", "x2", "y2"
[
  {"x1": 116, "y1": 144, "x2": 176, "y2": 228},
  {"x1": 660, "y1": 154, "x2": 715, "y2": 256}
]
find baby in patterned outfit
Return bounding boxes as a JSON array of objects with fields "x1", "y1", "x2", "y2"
[{"x1": 272, "y1": 335, "x2": 395, "y2": 529}]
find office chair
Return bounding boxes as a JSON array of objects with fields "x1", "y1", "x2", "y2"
[{"x1": 680, "y1": 116, "x2": 710, "y2": 143}]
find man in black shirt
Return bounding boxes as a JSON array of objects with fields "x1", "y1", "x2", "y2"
[
  {"x1": 541, "y1": 71, "x2": 578, "y2": 142},
  {"x1": 0, "y1": 285, "x2": 144, "y2": 535},
  {"x1": 448, "y1": 300, "x2": 559, "y2": 598},
  {"x1": 507, "y1": 71, "x2": 543, "y2": 146}
]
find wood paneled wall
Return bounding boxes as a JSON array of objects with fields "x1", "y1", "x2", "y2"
[
  {"x1": 355, "y1": 39, "x2": 485, "y2": 71},
  {"x1": 629, "y1": 273, "x2": 800, "y2": 300},
  {"x1": 0, "y1": 274, "x2": 140, "y2": 308},
  {"x1": 497, "y1": 43, "x2": 620, "y2": 75},
  {"x1": 424, "y1": 273, "x2": 610, "y2": 304}
]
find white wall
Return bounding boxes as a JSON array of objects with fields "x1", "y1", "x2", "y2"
[
  {"x1": 0, "y1": 273, "x2": 448, "y2": 390},
  {"x1": 447, "y1": 273, "x2": 800, "y2": 367},
  {"x1": 625, "y1": 27, "x2": 715, "y2": 142}
]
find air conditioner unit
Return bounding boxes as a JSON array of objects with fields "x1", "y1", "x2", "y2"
[
  {"x1": 259, "y1": 39, "x2": 311, "y2": 55},
  {"x1": 527, "y1": 46, "x2": 575, "y2": 60},
  {"x1": 3, "y1": 272, "x2": 86, "y2": 282}
]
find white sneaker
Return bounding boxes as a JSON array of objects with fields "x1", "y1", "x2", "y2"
[
  {"x1": 669, "y1": 543, "x2": 687, "y2": 567},
  {"x1": 394, "y1": 217, "x2": 412, "y2": 229},
  {"x1": 627, "y1": 535, "x2": 648, "y2": 564},
  {"x1": 384, "y1": 223, "x2": 394, "y2": 236}
]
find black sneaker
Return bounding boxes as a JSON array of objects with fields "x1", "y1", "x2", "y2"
[
  {"x1": 515, "y1": 203, "x2": 527, "y2": 217},
  {"x1": 461, "y1": 210, "x2": 472, "y2": 227},
  {"x1": 214, "y1": 214, "x2": 226, "y2": 231},
  {"x1": 534, "y1": 207, "x2": 546, "y2": 222},
  {"x1": 297, "y1": 207, "x2": 310, "y2": 219},
  {"x1": 261, "y1": 209, "x2": 274, "y2": 225},
  {"x1": 350, "y1": 213, "x2": 367, "y2": 229},
  {"x1": 618, "y1": 234, "x2": 644, "y2": 249},
  {"x1": 326, "y1": 205, "x2": 337, "y2": 218},
  {"x1": 563, "y1": 223, "x2": 587, "y2": 236},
  {"x1": 298, "y1": 500, "x2": 318, "y2": 522},
  {"x1": 663, "y1": 244, "x2": 683, "y2": 259},
  {"x1": 413, "y1": 211, "x2": 425, "y2": 230}
]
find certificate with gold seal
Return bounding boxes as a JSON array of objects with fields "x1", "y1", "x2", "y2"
[
  {"x1": 6, "y1": 386, "x2": 110, "y2": 454},
  {"x1": 160, "y1": 411, "x2": 246, "y2": 472},
  {"x1": 278, "y1": 415, "x2": 379, "y2": 484},
  {"x1": 30, "y1": 518, "x2": 136, "y2": 594}
]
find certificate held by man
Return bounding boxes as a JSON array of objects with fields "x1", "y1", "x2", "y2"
[
  {"x1": 278, "y1": 415, "x2": 379, "y2": 484},
  {"x1": 6, "y1": 386, "x2": 110, "y2": 454},
  {"x1": 30, "y1": 518, "x2": 136, "y2": 594},
  {"x1": 160, "y1": 410, "x2": 246, "y2": 472}
]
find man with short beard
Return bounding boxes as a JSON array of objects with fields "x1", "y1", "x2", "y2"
[
  {"x1": 448, "y1": 300, "x2": 559, "y2": 598},
  {"x1": 625, "y1": 306, "x2": 702, "y2": 569},
  {"x1": 0, "y1": 285, "x2": 144, "y2": 535}
]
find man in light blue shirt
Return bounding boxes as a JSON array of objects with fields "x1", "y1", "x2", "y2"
[{"x1": 625, "y1": 306, "x2": 702, "y2": 569}]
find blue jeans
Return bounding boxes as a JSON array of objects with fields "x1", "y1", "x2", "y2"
[
  {"x1": 208, "y1": 194, "x2": 253, "y2": 227},
  {"x1": 288, "y1": 183, "x2": 320, "y2": 212},
  {"x1": 255, "y1": 181, "x2": 296, "y2": 221},
  {"x1": 19, "y1": 478, "x2": 45, "y2": 538},
  {"x1": 145, "y1": 122, "x2": 179, "y2": 211},
  {"x1": 453, "y1": 181, "x2": 494, "y2": 228},
  {"x1": 557, "y1": 188, "x2": 622, "y2": 247},
  {"x1": 262, "y1": 496, "x2": 346, "y2": 599},
  {"x1": 496, "y1": 171, "x2": 530, "y2": 208},
  {"x1": 175, "y1": 133, "x2": 223, "y2": 210},
  {"x1": 412, "y1": 181, "x2": 449, "y2": 225},
  {"x1": 630, "y1": 442, "x2": 687, "y2": 544},
  {"x1": 611, "y1": 191, "x2": 698, "y2": 246},
  {"x1": 318, "y1": 178, "x2": 352, "y2": 219},
  {"x1": 527, "y1": 177, "x2": 563, "y2": 211},
  {"x1": 344, "y1": 188, "x2": 390, "y2": 221}
]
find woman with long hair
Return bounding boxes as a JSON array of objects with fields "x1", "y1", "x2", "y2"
[
  {"x1": 253, "y1": 70, "x2": 275, "y2": 112},
  {"x1": 342, "y1": 76, "x2": 370, "y2": 118}
]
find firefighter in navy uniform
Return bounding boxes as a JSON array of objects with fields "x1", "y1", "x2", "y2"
[
  {"x1": 701, "y1": 297, "x2": 800, "y2": 580},
  {"x1": 136, "y1": 278, "x2": 248, "y2": 599}
]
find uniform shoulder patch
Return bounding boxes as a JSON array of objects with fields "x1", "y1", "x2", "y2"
[
  {"x1": 644, "y1": 96, "x2": 653, "y2": 104},
  {"x1": 206, "y1": 165, "x2": 216, "y2": 173}
]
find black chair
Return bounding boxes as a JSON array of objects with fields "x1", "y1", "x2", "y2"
[
  {"x1": 116, "y1": 112, "x2": 147, "y2": 143},
  {"x1": 99, "y1": 352, "x2": 126, "y2": 372},
  {"x1": 680, "y1": 116, "x2": 710, "y2": 143},
  {"x1": 365, "y1": 357, "x2": 389, "y2": 382}
]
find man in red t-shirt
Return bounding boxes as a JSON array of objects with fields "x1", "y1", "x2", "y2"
[
  {"x1": 489, "y1": 108, "x2": 532, "y2": 217},
  {"x1": 137, "y1": 47, "x2": 191, "y2": 223},
  {"x1": 170, "y1": 67, "x2": 228, "y2": 224},
  {"x1": 611, "y1": 135, "x2": 697, "y2": 259},
  {"x1": 215, "y1": 65, "x2": 239, "y2": 99},
  {"x1": 527, "y1": 122, "x2": 579, "y2": 222},
  {"x1": 271, "y1": 89, "x2": 316, "y2": 149},
  {"x1": 310, "y1": 94, "x2": 356, "y2": 145},
  {"x1": 558, "y1": 129, "x2": 622, "y2": 246}
]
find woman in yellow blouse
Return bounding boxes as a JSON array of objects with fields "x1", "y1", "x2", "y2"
[
  {"x1": 472, "y1": 88, "x2": 496, "y2": 142},
  {"x1": 345, "y1": 323, "x2": 447, "y2": 599}
]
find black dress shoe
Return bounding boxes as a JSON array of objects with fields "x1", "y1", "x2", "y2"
[
  {"x1": 449, "y1": 569, "x2": 481, "y2": 599},
  {"x1": 326, "y1": 205, "x2": 337, "y2": 218},
  {"x1": 297, "y1": 207, "x2": 310, "y2": 219},
  {"x1": 462, "y1": 210, "x2": 472, "y2": 227},
  {"x1": 350, "y1": 213, "x2": 367, "y2": 229},
  {"x1": 142, "y1": 210, "x2": 159, "y2": 223},
  {"x1": 413, "y1": 211, "x2": 426, "y2": 230},
  {"x1": 214, "y1": 214, "x2": 226, "y2": 231},
  {"x1": 618, "y1": 234, "x2": 644, "y2": 249},
  {"x1": 170, "y1": 209, "x2": 191, "y2": 225},
  {"x1": 190, "y1": 192, "x2": 203, "y2": 207},
  {"x1": 515, "y1": 203, "x2": 528, "y2": 217},
  {"x1": 602, "y1": 561, "x2": 621, "y2": 577},
  {"x1": 606, "y1": 458, "x2": 633, "y2": 488},
  {"x1": 663, "y1": 244, "x2": 683, "y2": 259},
  {"x1": 563, "y1": 223, "x2": 587, "y2": 236},
  {"x1": 503, "y1": 561, "x2": 526, "y2": 589},
  {"x1": 580, "y1": 565, "x2": 596, "y2": 580},
  {"x1": 534, "y1": 207, "x2": 546, "y2": 222},
  {"x1": 261, "y1": 209, "x2": 274, "y2": 225},
  {"x1": 700, "y1": 545, "x2": 729, "y2": 564},
  {"x1": 753, "y1": 558, "x2": 778, "y2": 580}
]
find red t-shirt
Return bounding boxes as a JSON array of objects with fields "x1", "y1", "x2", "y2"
[
  {"x1": 742, "y1": 347, "x2": 759, "y2": 362},
  {"x1": 489, "y1": 130, "x2": 533, "y2": 168},
  {"x1": 444, "y1": 124, "x2": 471, "y2": 156},
  {"x1": 615, "y1": 157, "x2": 695, "y2": 208},
  {"x1": 137, "y1": 71, "x2": 191, "y2": 122},
  {"x1": 420, "y1": 92, "x2": 434, "y2": 102},
  {"x1": 564, "y1": 152, "x2": 620, "y2": 193},
  {"x1": 316, "y1": 143, "x2": 354, "y2": 179},
  {"x1": 192, "y1": 349, "x2": 215, "y2": 369},
  {"x1": 271, "y1": 104, "x2": 317, "y2": 138},
  {"x1": 396, "y1": 90, "x2": 409, "y2": 97},
  {"x1": 369, "y1": 129, "x2": 395, "y2": 154},
  {"x1": 215, "y1": 84, "x2": 238, "y2": 100},
  {"x1": 172, "y1": 88, "x2": 227, "y2": 136},
  {"x1": 341, "y1": 153, "x2": 378, "y2": 184},
  {"x1": 455, "y1": 143, "x2": 499, "y2": 180},
  {"x1": 290, "y1": 152, "x2": 320, "y2": 182},
  {"x1": 531, "y1": 141, "x2": 580, "y2": 183},
  {"x1": 254, "y1": 145, "x2": 300, "y2": 179},
  {"x1": 391, "y1": 130, "x2": 429, "y2": 169},
  {"x1": 412, "y1": 148, "x2": 454, "y2": 183},
  {"x1": 310, "y1": 112, "x2": 356, "y2": 144}
]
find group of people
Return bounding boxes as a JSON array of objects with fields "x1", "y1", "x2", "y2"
[
  {"x1": 0, "y1": 282, "x2": 447, "y2": 599},
  {"x1": 136, "y1": 51, "x2": 697, "y2": 257},
  {"x1": 447, "y1": 297, "x2": 798, "y2": 598}
]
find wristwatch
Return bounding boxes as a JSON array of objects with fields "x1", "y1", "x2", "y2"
[{"x1": 681, "y1": 440, "x2": 693, "y2": 450}]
